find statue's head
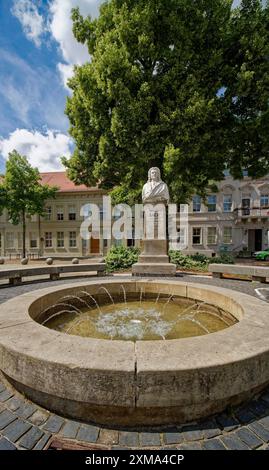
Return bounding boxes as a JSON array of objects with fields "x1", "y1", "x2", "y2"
[{"x1": 148, "y1": 167, "x2": 161, "y2": 182}]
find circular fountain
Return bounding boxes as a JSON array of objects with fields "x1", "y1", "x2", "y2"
[{"x1": 1, "y1": 279, "x2": 269, "y2": 426}]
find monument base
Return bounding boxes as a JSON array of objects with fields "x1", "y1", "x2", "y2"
[
  {"x1": 132, "y1": 263, "x2": 176, "y2": 277},
  {"x1": 132, "y1": 240, "x2": 176, "y2": 277}
]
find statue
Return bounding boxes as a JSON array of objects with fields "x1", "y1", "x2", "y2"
[
  {"x1": 142, "y1": 167, "x2": 170, "y2": 205},
  {"x1": 132, "y1": 166, "x2": 176, "y2": 276}
]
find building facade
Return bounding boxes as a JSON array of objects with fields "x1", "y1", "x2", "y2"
[
  {"x1": 1, "y1": 171, "x2": 269, "y2": 259},
  {"x1": 0, "y1": 172, "x2": 107, "y2": 259},
  {"x1": 183, "y1": 173, "x2": 269, "y2": 257}
]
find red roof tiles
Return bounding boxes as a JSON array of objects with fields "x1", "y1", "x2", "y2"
[{"x1": 40, "y1": 172, "x2": 100, "y2": 193}]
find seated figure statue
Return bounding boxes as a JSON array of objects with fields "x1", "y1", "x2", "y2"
[{"x1": 142, "y1": 167, "x2": 170, "y2": 205}]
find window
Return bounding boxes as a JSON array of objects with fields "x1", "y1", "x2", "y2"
[
  {"x1": 261, "y1": 195, "x2": 269, "y2": 208},
  {"x1": 6, "y1": 232, "x2": 14, "y2": 249},
  {"x1": 45, "y1": 206, "x2": 52, "y2": 221},
  {"x1": 223, "y1": 195, "x2": 232, "y2": 212},
  {"x1": 207, "y1": 227, "x2": 217, "y2": 245},
  {"x1": 193, "y1": 196, "x2": 201, "y2": 213},
  {"x1": 69, "y1": 231, "x2": 77, "y2": 248},
  {"x1": 57, "y1": 232, "x2": 65, "y2": 248},
  {"x1": 223, "y1": 227, "x2": 232, "y2": 244},
  {"x1": 193, "y1": 228, "x2": 202, "y2": 245},
  {"x1": 243, "y1": 169, "x2": 249, "y2": 177},
  {"x1": 207, "y1": 195, "x2": 217, "y2": 212},
  {"x1": 45, "y1": 232, "x2": 52, "y2": 248},
  {"x1": 57, "y1": 207, "x2": 64, "y2": 221},
  {"x1": 30, "y1": 232, "x2": 37, "y2": 248},
  {"x1": 242, "y1": 196, "x2": 251, "y2": 216},
  {"x1": 69, "y1": 206, "x2": 76, "y2": 221}
]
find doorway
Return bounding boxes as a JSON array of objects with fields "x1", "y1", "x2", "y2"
[
  {"x1": 248, "y1": 229, "x2": 262, "y2": 252},
  {"x1": 90, "y1": 237, "x2": 100, "y2": 254}
]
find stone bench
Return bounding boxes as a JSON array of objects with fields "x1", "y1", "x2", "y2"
[
  {"x1": 209, "y1": 263, "x2": 269, "y2": 283},
  {"x1": 0, "y1": 264, "x2": 106, "y2": 286}
]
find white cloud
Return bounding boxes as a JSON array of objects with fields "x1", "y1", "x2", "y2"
[
  {"x1": 49, "y1": 0, "x2": 102, "y2": 87},
  {"x1": 0, "y1": 129, "x2": 73, "y2": 172},
  {"x1": 0, "y1": 49, "x2": 69, "y2": 132},
  {"x1": 58, "y1": 63, "x2": 74, "y2": 90},
  {"x1": 11, "y1": 0, "x2": 47, "y2": 47}
]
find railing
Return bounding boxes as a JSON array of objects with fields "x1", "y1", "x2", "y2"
[{"x1": 234, "y1": 207, "x2": 269, "y2": 218}]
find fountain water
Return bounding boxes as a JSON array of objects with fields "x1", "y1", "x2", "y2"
[
  {"x1": 60, "y1": 295, "x2": 91, "y2": 309},
  {"x1": 98, "y1": 286, "x2": 115, "y2": 305},
  {"x1": 120, "y1": 285, "x2": 127, "y2": 305},
  {"x1": 79, "y1": 291, "x2": 102, "y2": 313}
]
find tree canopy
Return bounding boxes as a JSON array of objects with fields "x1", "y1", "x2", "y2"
[
  {"x1": 63, "y1": 0, "x2": 269, "y2": 203},
  {"x1": 0, "y1": 151, "x2": 57, "y2": 257}
]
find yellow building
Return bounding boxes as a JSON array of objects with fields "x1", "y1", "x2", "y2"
[{"x1": 0, "y1": 172, "x2": 107, "y2": 259}]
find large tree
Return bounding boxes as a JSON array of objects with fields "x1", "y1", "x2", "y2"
[
  {"x1": 63, "y1": 0, "x2": 269, "y2": 203},
  {"x1": 0, "y1": 151, "x2": 57, "y2": 258}
]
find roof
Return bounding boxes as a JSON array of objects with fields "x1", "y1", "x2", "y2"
[{"x1": 40, "y1": 172, "x2": 101, "y2": 193}]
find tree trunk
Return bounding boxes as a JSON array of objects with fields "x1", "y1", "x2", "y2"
[{"x1": 22, "y1": 211, "x2": 26, "y2": 259}]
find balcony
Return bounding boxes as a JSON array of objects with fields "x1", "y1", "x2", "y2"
[{"x1": 234, "y1": 207, "x2": 269, "y2": 222}]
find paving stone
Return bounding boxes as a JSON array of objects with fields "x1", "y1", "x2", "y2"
[
  {"x1": 235, "y1": 428, "x2": 263, "y2": 449},
  {"x1": 59, "y1": 420, "x2": 81, "y2": 439},
  {"x1": 216, "y1": 414, "x2": 239, "y2": 431},
  {"x1": 0, "y1": 389, "x2": 14, "y2": 403},
  {"x1": 77, "y1": 424, "x2": 100, "y2": 444},
  {"x1": 19, "y1": 427, "x2": 44, "y2": 450},
  {"x1": 236, "y1": 408, "x2": 257, "y2": 424},
  {"x1": 248, "y1": 422, "x2": 269, "y2": 443},
  {"x1": 0, "y1": 383, "x2": 5, "y2": 393},
  {"x1": 256, "y1": 415, "x2": 269, "y2": 430},
  {"x1": 180, "y1": 427, "x2": 204, "y2": 441},
  {"x1": 98, "y1": 429, "x2": 119, "y2": 446},
  {"x1": 42, "y1": 415, "x2": 65, "y2": 433},
  {"x1": 179, "y1": 442, "x2": 202, "y2": 450},
  {"x1": 16, "y1": 403, "x2": 37, "y2": 420},
  {"x1": 0, "y1": 437, "x2": 17, "y2": 450},
  {"x1": 2, "y1": 419, "x2": 32, "y2": 442},
  {"x1": 220, "y1": 435, "x2": 250, "y2": 450},
  {"x1": 163, "y1": 432, "x2": 184, "y2": 445},
  {"x1": 140, "y1": 432, "x2": 161, "y2": 447},
  {"x1": 33, "y1": 433, "x2": 52, "y2": 450},
  {"x1": 6, "y1": 397, "x2": 23, "y2": 412},
  {"x1": 29, "y1": 409, "x2": 50, "y2": 426},
  {"x1": 201, "y1": 420, "x2": 222, "y2": 439},
  {"x1": 248, "y1": 401, "x2": 268, "y2": 418},
  {"x1": 202, "y1": 439, "x2": 227, "y2": 450},
  {"x1": 119, "y1": 431, "x2": 139, "y2": 448},
  {"x1": 0, "y1": 410, "x2": 17, "y2": 430}
]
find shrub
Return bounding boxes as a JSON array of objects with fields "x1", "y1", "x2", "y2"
[
  {"x1": 212, "y1": 253, "x2": 235, "y2": 264},
  {"x1": 105, "y1": 246, "x2": 140, "y2": 272},
  {"x1": 189, "y1": 252, "x2": 209, "y2": 264},
  {"x1": 169, "y1": 250, "x2": 209, "y2": 272}
]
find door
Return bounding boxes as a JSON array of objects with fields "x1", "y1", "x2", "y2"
[
  {"x1": 255, "y1": 229, "x2": 262, "y2": 252},
  {"x1": 90, "y1": 237, "x2": 100, "y2": 254}
]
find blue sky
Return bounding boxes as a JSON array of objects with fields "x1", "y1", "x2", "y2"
[
  {"x1": 0, "y1": 0, "x2": 102, "y2": 173},
  {"x1": 0, "y1": 0, "x2": 242, "y2": 174}
]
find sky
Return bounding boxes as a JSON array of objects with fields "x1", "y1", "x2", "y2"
[
  {"x1": 0, "y1": 0, "x2": 103, "y2": 173},
  {"x1": 0, "y1": 0, "x2": 242, "y2": 174}
]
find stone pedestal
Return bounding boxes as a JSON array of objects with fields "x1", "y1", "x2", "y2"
[{"x1": 132, "y1": 240, "x2": 176, "y2": 277}]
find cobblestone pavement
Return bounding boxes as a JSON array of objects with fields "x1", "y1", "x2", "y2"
[{"x1": 0, "y1": 273, "x2": 269, "y2": 450}]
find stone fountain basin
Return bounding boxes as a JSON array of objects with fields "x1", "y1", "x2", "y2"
[{"x1": 0, "y1": 279, "x2": 269, "y2": 427}]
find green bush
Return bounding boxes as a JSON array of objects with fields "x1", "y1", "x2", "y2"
[
  {"x1": 212, "y1": 253, "x2": 235, "y2": 264},
  {"x1": 189, "y1": 252, "x2": 209, "y2": 264},
  {"x1": 169, "y1": 250, "x2": 209, "y2": 272},
  {"x1": 105, "y1": 246, "x2": 140, "y2": 272}
]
